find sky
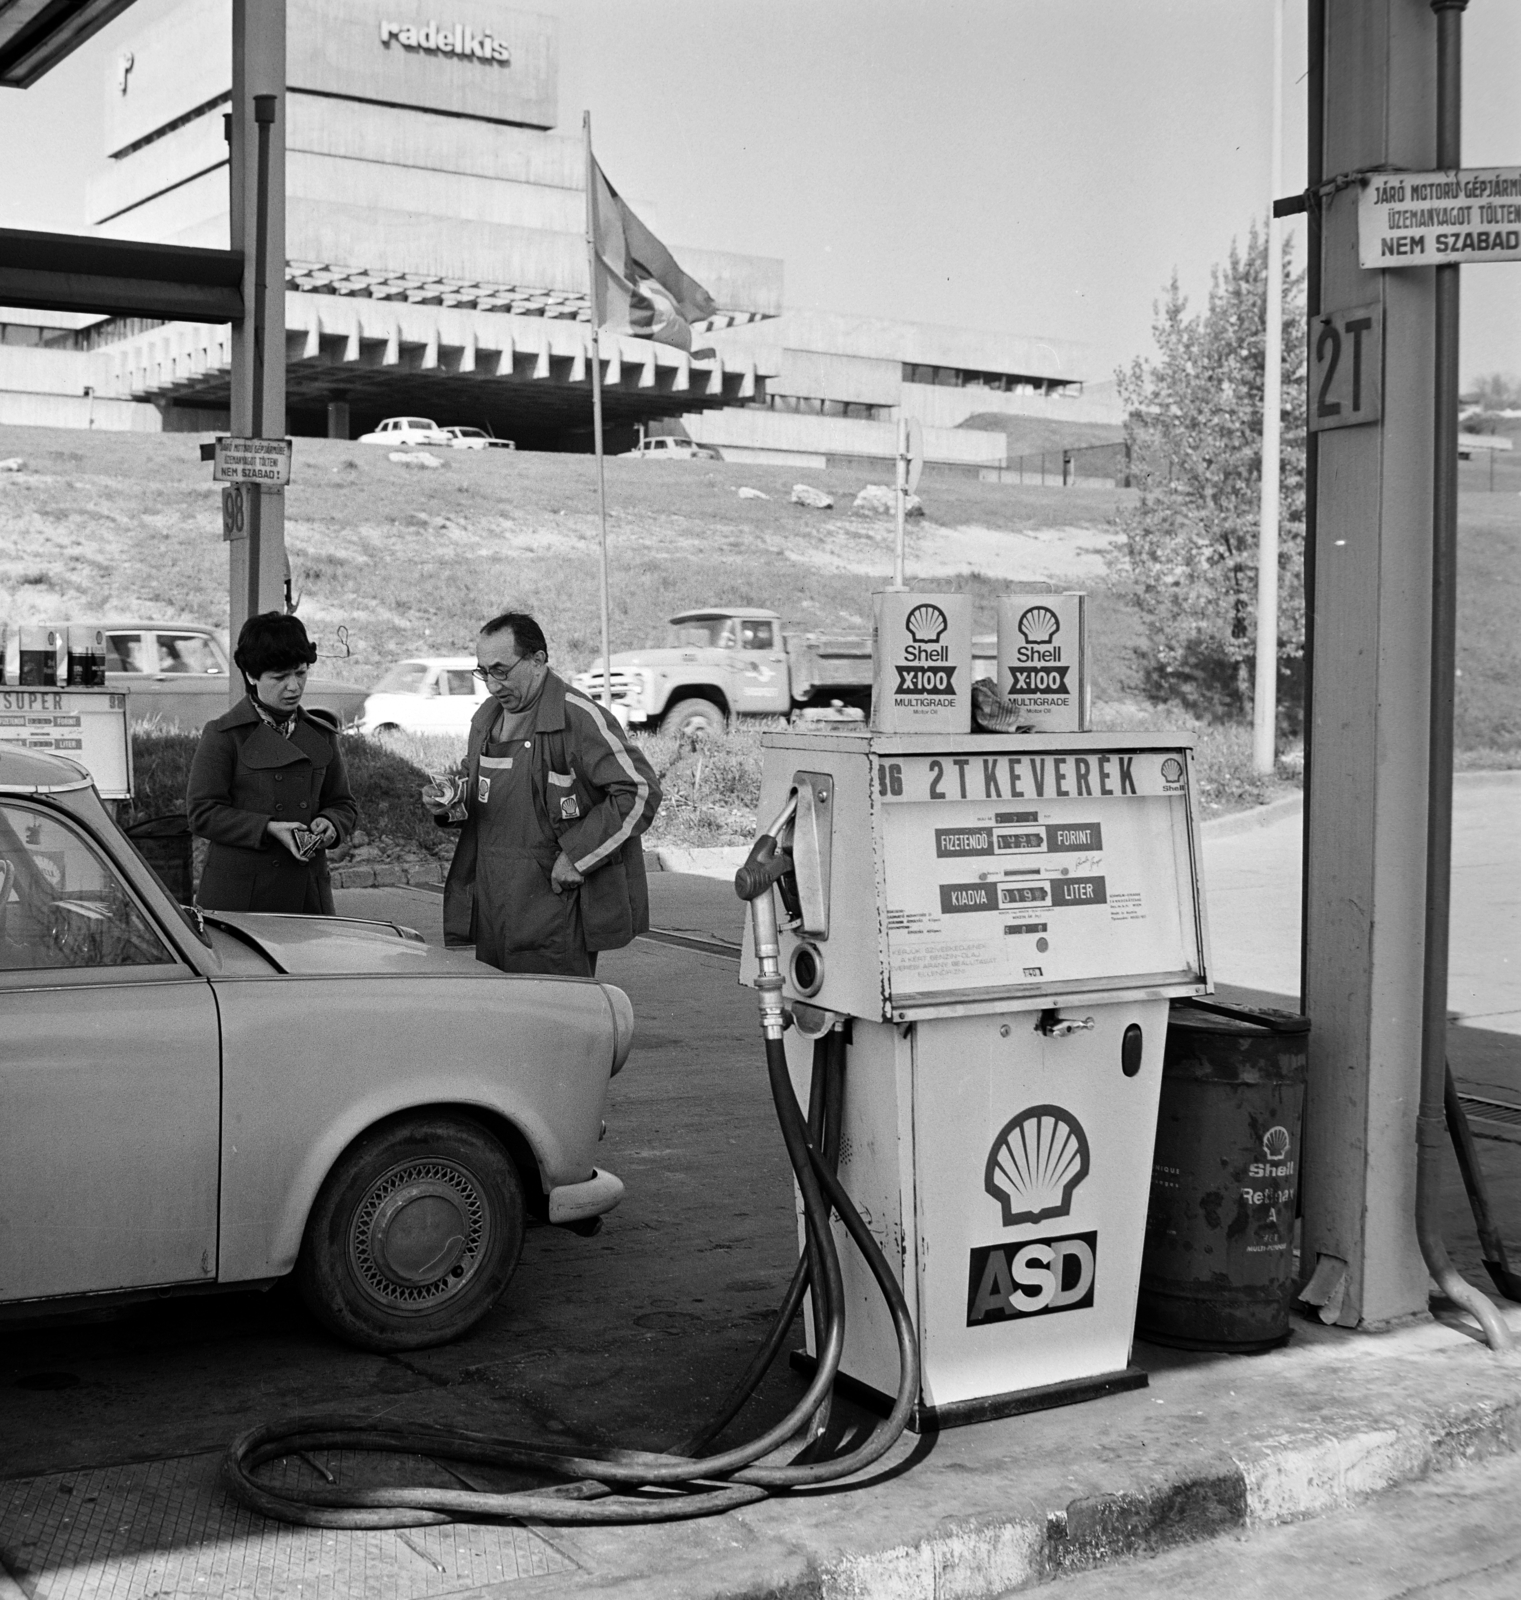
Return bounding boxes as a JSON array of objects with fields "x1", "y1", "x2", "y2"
[{"x1": 1, "y1": 0, "x2": 1519, "y2": 387}]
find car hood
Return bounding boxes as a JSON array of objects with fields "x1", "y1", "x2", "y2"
[{"x1": 204, "y1": 911, "x2": 482, "y2": 977}]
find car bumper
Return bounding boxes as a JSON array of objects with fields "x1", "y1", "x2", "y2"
[{"x1": 547, "y1": 1167, "x2": 625, "y2": 1224}]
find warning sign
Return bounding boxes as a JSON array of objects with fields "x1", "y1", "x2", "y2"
[
  {"x1": 212, "y1": 436, "x2": 292, "y2": 485},
  {"x1": 1359, "y1": 168, "x2": 1521, "y2": 268}
]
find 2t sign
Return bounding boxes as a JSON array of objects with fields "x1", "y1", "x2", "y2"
[{"x1": 1309, "y1": 303, "x2": 1382, "y2": 433}]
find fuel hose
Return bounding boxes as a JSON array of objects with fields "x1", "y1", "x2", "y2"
[{"x1": 222, "y1": 813, "x2": 920, "y2": 1527}]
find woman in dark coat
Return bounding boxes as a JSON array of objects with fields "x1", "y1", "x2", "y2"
[{"x1": 187, "y1": 612, "x2": 357, "y2": 914}]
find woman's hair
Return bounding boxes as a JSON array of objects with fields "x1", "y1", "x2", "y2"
[
  {"x1": 234, "y1": 612, "x2": 318, "y2": 679},
  {"x1": 480, "y1": 610, "x2": 548, "y2": 659}
]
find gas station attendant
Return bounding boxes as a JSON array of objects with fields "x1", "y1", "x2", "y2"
[
  {"x1": 432, "y1": 610, "x2": 661, "y2": 977},
  {"x1": 187, "y1": 612, "x2": 357, "y2": 914}
]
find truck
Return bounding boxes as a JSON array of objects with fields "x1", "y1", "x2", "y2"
[{"x1": 574, "y1": 607, "x2": 997, "y2": 740}]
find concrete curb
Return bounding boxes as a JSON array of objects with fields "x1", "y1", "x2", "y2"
[
  {"x1": 329, "y1": 860, "x2": 444, "y2": 889},
  {"x1": 513, "y1": 1307, "x2": 1521, "y2": 1600},
  {"x1": 651, "y1": 844, "x2": 751, "y2": 879},
  {"x1": 545, "y1": 1398, "x2": 1521, "y2": 1600},
  {"x1": 1200, "y1": 791, "x2": 1303, "y2": 840},
  {"x1": 1198, "y1": 770, "x2": 1518, "y2": 846}
]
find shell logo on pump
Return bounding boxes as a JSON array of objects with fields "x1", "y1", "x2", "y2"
[{"x1": 984, "y1": 1104, "x2": 1090, "y2": 1227}]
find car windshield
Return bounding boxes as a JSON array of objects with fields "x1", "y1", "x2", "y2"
[
  {"x1": 373, "y1": 662, "x2": 430, "y2": 694},
  {"x1": 156, "y1": 633, "x2": 224, "y2": 674},
  {"x1": 0, "y1": 801, "x2": 176, "y2": 969},
  {"x1": 666, "y1": 619, "x2": 725, "y2": 648}
]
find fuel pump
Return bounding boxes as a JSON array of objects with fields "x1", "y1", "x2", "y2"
[{"x1": 741, "y1": 724, "x2": 1210, "y2": 1427}]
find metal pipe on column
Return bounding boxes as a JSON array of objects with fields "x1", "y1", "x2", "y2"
[
  {"x1": 228, "y1": 0, "x2": 287, "y2": 674},
  {"x1": 245, "y1": 92, "x2": 276, "y2": 622},
  {"x1": 1298, "y1": 0, "x2": 1323, "y2": 1013},
  {"x1": 1415, "y1": 0, "x2": 1510, "y2": 1351}
]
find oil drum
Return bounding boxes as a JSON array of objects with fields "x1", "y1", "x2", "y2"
[{"x1": 1136, "y1": 999, "x2": 1309, "y2": 1352}]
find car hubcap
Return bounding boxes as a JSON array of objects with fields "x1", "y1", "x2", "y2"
[{"x1": 349, "y1": 1159, "x2": 489, "y2": 1314}]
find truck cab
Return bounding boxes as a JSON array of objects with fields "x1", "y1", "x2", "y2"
[{"x1": 576, "y1": 609, "x2": 794, "y2": 739}]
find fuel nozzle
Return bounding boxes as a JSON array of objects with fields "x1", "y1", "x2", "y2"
[
  {"x1": 733, "y1": 833, "x2": 795, "y2": 903},
  {"x1": 740, "y1": 796, "x2": 800, "y2": 1041}
]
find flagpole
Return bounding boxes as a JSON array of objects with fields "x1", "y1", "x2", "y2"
[{"x1": 583, "y1": 110, "x2": 613, "y2": 712}]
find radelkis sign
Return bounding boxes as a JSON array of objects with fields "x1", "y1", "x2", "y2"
[
  {"x1": 380, "y1": 19, "x2": 513, "y2": 61},
  {"x1": 872, "y1": 591, "x2": 972, "y2": 734},
  {"x1": 1359, "y1": 168, "x2": 1521, "y2": 267},
  {"x1": 996, "y1": 592, "x2": 1089, "y2": 732}
]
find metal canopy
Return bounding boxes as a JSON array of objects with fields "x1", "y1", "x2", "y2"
[
  {"x1": 0, "y1": 227, "x2": 243, "y2": 321},
  {"x1": 0, "y1": 0, "x2": 138, "y2": 89}
]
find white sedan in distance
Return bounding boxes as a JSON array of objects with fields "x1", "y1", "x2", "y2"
[
  {"x1": 356, "y1": 417, "x2": 450, "y2": 447},
  {"x1": 359, "y1": 658, "x2": 489, "y2": 736},
  {"x1": 624, "y1": 437, "x2": 721, "y2": 461},
  {"x1": 444, "y1": 427, "x2": 516, "y2": 451}
]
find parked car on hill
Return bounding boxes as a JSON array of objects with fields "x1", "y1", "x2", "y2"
[
  {"x1": 443, "y1": 426, "x2": 516, "y2": 451},
  {"x1": 358, "y1": 657, "x2": 489, "y2": 736},
  {"x1": 623, "y1": 437, "x2": 721, "y2": 461},
  {"x1": 0, "y1": 744, "x2": 630, "y2": 1350},
  {"x1": 13, "y1": 622, "x2": 367, "y2": 732},
  {"x1": 356, "y1": 417, "x2": 449, "y2": 447}
]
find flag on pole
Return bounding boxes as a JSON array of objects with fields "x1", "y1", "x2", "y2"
[{"x1": 587, "y1": 157, "x2": 717, "y2": 351}]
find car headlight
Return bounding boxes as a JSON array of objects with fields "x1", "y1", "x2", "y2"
[{"x1": 606, "y1": 984, "x2": 634, "y2": 1075}]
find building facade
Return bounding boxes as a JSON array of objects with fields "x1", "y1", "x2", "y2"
[{"x1": 0, "y1": 0, "x2": 1118, "y2": 466}]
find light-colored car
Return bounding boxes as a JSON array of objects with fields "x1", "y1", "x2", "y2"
[
  {"x1": 624, "y1": 437, "x2": 721, "y2": 461},
  {"x1": 356, "y1": 417, "x2": 450, "y2": 447},
  {"x1": 0, "y1": 744, "x2": 630, "y2": 1350},
  {"x1": 17, "y1": 621, "x2": 367, "y2": 732},
  {"x1": 359, "y1": 657, "x2": 489, "y2": 736},
  {"x1": 444, "y1": 426, "x2": 516, "y2": 451}
]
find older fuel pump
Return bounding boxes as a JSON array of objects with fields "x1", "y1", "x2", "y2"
[{"x1": 742, "y1": 721, "x2": 1210, "y2": 1427}]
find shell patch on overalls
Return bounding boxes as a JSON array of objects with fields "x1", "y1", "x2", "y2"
[{"x1": 548, "y1": 769, "x2": 580, "y2": 819}]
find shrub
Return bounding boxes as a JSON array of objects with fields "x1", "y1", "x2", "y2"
[
  {"x1": 127, "y1": 723, "x2": 447, "y2": 857},
  {"x1": 638, "y1": 719, "x2": 772, "y2": 846}
]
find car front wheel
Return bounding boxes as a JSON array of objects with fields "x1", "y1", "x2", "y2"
[{"x1": 297, "y1": 1115, "x2": 526, "y2": 1352}]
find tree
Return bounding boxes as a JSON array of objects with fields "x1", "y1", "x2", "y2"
[
  {"x1": 1113, "y1": 223, "x2": 1306, "y2": 723},
  {"x1": 1468, "y1": 372, "x2": 1521, "y2": 412}
]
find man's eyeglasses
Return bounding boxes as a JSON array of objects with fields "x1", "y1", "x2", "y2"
[{"x1": 473, "y1": 657, "x2": 532, "y2": 685}]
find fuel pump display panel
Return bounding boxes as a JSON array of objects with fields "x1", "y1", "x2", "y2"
[{"x1": 874, "y1": 747, "x2": 1202, "y2": 1008}]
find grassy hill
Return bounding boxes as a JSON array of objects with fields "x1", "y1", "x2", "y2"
[
  {"x1": 1, "y1": 421, "x2": 1516, "y2": 768},
  {"x1": 0, "y1": 422, "x2": 1140, "y2": 691}
]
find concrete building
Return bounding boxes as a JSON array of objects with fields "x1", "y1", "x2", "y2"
[
  {"x1": 0, "y1": 0, "x2": 1118, "y2": 466},
  {"x1": 684, "y1": 309, "x2": 1120, "y2": 474}
]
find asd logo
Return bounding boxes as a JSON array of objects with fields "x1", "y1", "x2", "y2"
[{"x1": 966, "y1": 1232, "x2": 1097, "y2": 1325}]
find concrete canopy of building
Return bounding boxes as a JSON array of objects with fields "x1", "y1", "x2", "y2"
[{"x1": 0, "y1": 0, "x2": 137, "y2": 88}]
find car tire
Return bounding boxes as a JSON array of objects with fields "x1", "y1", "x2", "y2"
[
  {"x1": 296, "y1": 1115, "x2": 526, "y2": 1352},
  {"x1": 372, "y1": 722, "x2": 401, "y2": 736},
  {"x1": 661, "y1": 698, "x2": 726, "y2": 743}
]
